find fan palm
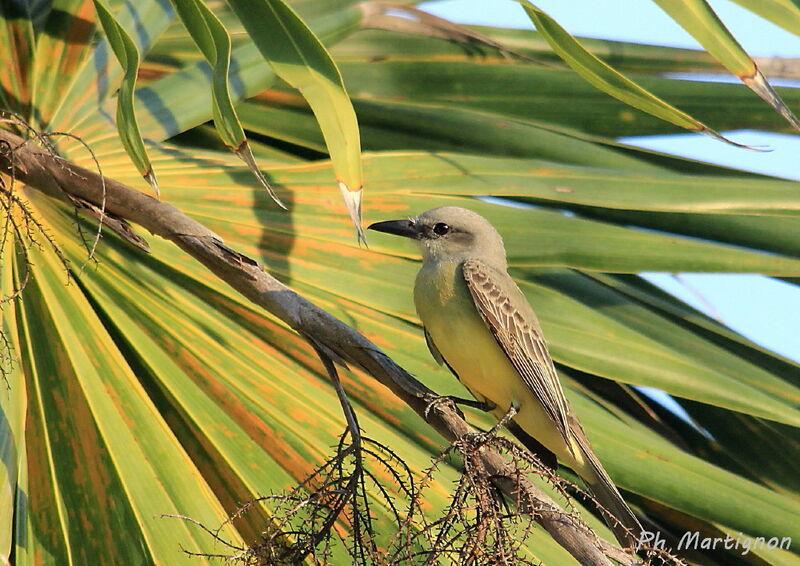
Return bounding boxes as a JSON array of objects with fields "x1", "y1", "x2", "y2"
[{"x1": 1, "y1": 0, "x2": 799, "y2": 564}]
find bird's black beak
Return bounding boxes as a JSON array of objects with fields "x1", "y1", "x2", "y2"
[{"x1": 367, "y1": 219, "x2": 420, "y2": 239}]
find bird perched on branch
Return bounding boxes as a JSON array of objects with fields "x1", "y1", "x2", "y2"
[{"x1": 368, "y1": 206, "x2": 642, "y2": 547}]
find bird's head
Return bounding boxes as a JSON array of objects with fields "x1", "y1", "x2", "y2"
[{"x1": 368, "y1": 206, "x2": 506, "y2": 268}]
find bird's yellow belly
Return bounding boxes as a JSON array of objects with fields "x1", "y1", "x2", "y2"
[{"x1": 430, "y1": 297, "x2": 517, "y2": 408}]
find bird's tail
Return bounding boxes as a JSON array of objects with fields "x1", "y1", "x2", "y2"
[{"x1": 572, "y1": 429, "x2": 642, "y2": 549}]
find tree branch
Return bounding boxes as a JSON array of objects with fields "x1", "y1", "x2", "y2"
[{"x1": 0, "y1": 128, "x2": 636, "y2": 566}]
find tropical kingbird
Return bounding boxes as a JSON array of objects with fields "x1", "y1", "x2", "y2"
[{"x1": 368, "y1": 206, "x2": 641, "y2": 547}]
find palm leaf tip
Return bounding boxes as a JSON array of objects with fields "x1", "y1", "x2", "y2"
[
  {"x1": 742, "y1": 70, "x2": 800, "y2": 132},
  {"x1": 237, "y1": 142, "x2": 287, "y2": 210},
  {"x1": 339, "y1": 181, "x2": 366, "y2": 245},
  {"x1": 144, "y1": 169, "x2": 159, "y2": 198}
]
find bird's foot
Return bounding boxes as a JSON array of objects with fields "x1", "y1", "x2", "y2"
[
  {"x1": 464, "y1": 403, "x2": 518, "y2": 447},
  {"x1": 494, "y1": 403, "x2": 518, "y2": 429},
  {"x1": 424, "y1": 395, "x2": 494, "y2": 421}
]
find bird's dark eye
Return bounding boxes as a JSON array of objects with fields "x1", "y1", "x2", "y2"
[{"x1": 433, "y1": 222, "x2": 450, "y2": 236}]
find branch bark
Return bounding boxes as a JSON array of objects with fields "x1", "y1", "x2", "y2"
[{"x1": 0, "y1": 128, "x2": 636, "y2": 566}]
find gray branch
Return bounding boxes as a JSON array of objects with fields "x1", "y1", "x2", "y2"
[{"x1": 0, "y1": 128, "x2": 636, "y2": 566}]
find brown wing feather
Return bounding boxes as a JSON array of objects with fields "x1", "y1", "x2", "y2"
[{"x1": 462, "y1": 259, "x2": 573, "y2": 452}]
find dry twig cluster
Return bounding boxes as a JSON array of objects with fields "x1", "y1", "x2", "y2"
[{"x1": 175, "y1": 419, "x2": 686, "y2": 565}]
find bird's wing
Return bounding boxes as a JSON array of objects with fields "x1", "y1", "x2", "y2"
[
  {"x1": 423, "y1": 327, "x2": 445, "y2": 366},
  {"x1": 462, "y1": 259, "x2": 573, "y2": 452}
]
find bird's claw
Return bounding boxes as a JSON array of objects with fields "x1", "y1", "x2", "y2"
[{"x1": 424, "y1": 395, "x2": 452, "y2": 421}]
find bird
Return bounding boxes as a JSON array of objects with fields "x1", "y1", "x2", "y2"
[{"x1": 368, "y1": 206, "x2": 642, "y2": 547}]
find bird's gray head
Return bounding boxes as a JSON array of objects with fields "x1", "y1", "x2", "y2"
[{"x1": 368, "y1": 206, "x2": 506, "y2": 268}]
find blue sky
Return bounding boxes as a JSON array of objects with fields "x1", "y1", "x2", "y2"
[{"x1": 420, "y1": 0, "x2": 800, "y2": 364}]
